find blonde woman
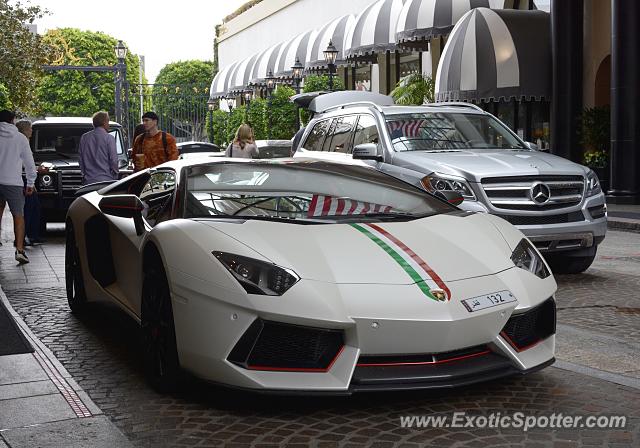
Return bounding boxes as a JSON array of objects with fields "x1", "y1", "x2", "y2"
[{"x1": 225, "y1": 124, "x2": 259, "y2": 159}]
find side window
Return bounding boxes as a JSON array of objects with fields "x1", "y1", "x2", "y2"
[
  {"x1": 321, "y1": 119, "x2": 338, "y2": 152},
  {"x1": 353, "y1": 115, "x2": 380, "y2": 148},
  {"x1": 326, "y1": 116, "x2": 358, "y2": 153},
  {"x1": 139, "y1": 171, "x2": 176, "y2": 227},
  {"x1": 302, "y1": 120, "x2": 331, "y2": 152}
]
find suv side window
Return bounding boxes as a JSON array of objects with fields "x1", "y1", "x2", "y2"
[
  {"x1": 353, "y1": 115, "x2": 380, "y2": 147},
  {"x1": 321, "y1": 119, "x2": 338, "y2": 152},
  {"x1": 139, "y1": 170, "x2": 176, "y2": 227},
  {"x1": 303, "y1": 119, "x2": 331, "y2": 152},
  {"x1": 326, "y1": 115, "x2": 358, "y2": 153}
]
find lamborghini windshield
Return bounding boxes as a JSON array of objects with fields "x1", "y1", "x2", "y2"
[
  {"x1": 185, "y1": 162, "x2": 453, "y2": 222},
  {"x1": 386, "y1": 112, "x2": 525, "y2": 151}
]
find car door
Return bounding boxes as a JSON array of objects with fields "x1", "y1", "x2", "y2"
[{"x1": 104, "y1": 169, "x2": 177, "y2": 316}]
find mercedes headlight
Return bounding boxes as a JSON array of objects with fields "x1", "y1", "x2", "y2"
[
  {"x1": 213, "y1": 251, "x2": 300, "y2": 296},
  {"x1": 511, "y1": 239, "x2": 550, "y2": 279},
  {"x1": 421, "y1": 173, "x2": 476, "y2": 200},
  {"x1": 585, "y1": 169, "x2": 602, "y2": 197}
]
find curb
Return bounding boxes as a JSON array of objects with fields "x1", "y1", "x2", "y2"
[
  {"x1": 0, "y1": 285, "x2": 103, "y2": 418},
  {"x1": 607, "y1": 218, "x2": 640, "y2": 233}
]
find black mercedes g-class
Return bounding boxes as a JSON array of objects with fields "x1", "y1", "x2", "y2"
[{"x1": 30, "y1": 117, "x2": 131, "y2": 225}]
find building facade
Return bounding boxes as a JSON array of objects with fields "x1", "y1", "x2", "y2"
[{"x1": 213, "y1": 0, "x2": 639, "y2": 202}]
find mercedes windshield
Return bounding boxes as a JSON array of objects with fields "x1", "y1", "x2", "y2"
[{"x1": 386, "y1": 112, "x2": 526, "y2": 152}]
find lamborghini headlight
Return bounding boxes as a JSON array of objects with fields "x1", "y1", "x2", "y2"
[
  {"x1": 421, "y1": 173, "x2": 476, "y2": 200},
  {"x1": 511, "y1": 239, "x2": 550, "y2": 279},
  {"x1": 213, "y1": 251, "x2": 300, "y2": 296},
  {"x1": 585, "y1": 169, "x2": 602, "y2": 197}
]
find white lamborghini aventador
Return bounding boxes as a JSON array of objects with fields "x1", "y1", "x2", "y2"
[{"x1": 66, "y1": 158, "x2": 557, "y2": 393}]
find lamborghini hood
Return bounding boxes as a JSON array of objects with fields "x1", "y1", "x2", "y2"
[{"x1": 198, "y1": 212, "x2": 515, "y2": 284}]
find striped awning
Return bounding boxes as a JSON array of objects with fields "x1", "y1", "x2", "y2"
[
  {"x1": 250, "y1": 41, "x2": 286, "y2": 85},
  {"x1": 228, "y1": 53, "x2": 260, "y2": 93},
  {"x1": 273, "y1": 30, "x2": 318, "y2": 78},
  {"x1": 209, "y1": 61, "x2": 240, "y2": 99},
  {"x1": 435, "y1": 8, "x2": 551, "y2": 102},
  {"x1": 344, "y1": 0, "x2": 406, "y2": 61},
  {"x1": 307, "y1": 15, "x2": 356, "y2": 70},
  {"x1": 396, "y1": 0, "x2": 504, "y2": 50}
]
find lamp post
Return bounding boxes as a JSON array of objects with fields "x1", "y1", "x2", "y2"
[
  {"x1": 291, "y1": 57, "x2": 304, "y2": 130},
  {"x1": 265, "y1": 69, "x2": 276, "y2": 139},
  {"x1": 323, "y1": 39, "x2": 338, "y2": 92},
  {"x1": 114, "y1": 40, "x2": 128, "y2": 132},
  {"x1": 244, "y1": 90, "x2": 252, "y2": 123},
  {"x1": 207, "y1": 99, "x2": 215, "y2": 144}
]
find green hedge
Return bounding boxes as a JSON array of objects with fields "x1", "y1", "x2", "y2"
[{"x1": 206, "y1": 84, "x2": 300, "y2": 144}]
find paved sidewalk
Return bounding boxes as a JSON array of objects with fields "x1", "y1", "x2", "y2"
[
  {"x1": 0, "y1": 214, "x2": 131, "y2": 447},
  {"x1": 0, "y1": 205, "x2": 638, "y2": 447}
]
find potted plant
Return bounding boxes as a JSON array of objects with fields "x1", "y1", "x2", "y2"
[{"x1": 580, "y1": 106, "x2": 610, "y2": 192}]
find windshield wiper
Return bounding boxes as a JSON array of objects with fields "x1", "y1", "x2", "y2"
[
  {"x1": 201, "y1": 215, "x2": 327, "y2": 224},
  {"x1": 358, "y1": 212, "x2": 433, "y2": 220}
]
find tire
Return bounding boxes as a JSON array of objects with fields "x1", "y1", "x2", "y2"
[
  {"x1": 65, "y1": 223, "x2": 87, "y2": 313},
  {"x1": 141, "y1": 258, "x2": 180, "y2": 392},
  {"x1": 545, "y1": 251, "x2": 597, "y2": 274}
]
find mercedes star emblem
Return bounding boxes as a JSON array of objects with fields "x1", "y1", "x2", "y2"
[{"x1": 530, "y1": 182, "x2": 551, "y2": 205}]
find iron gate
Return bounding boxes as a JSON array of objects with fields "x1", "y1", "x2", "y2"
[{"x1": 125, "y1": 83, "x2": 210, "y2": 147}]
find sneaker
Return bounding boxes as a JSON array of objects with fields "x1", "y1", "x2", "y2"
[{"x1": 15, "y1": 250, "x2": 29, "y2": 264}]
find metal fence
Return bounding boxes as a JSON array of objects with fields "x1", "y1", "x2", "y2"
[{"x1": 125, "y1": 83, "x2": 210, "y2": 147}]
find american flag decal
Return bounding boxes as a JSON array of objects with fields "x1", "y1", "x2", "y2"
[
  {"x1": 387, "y1": 119, "x2": 426, "y2": 138},
  {"x1": 307, "y1": 195, "x2": 393, "y2": 217}
]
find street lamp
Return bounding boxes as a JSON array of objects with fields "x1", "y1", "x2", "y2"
[
  {"x1": 114, "y1": 40, "x2": 127, "y2": 60},
  {"x1": 323, "y1": 39, "x2": 338, "y2": 91},
  {"x1": 265, "y1": 69, "x2": 276, "y2": 139},
  {"x1": 113, "y1": 40, "x2": 128, "y2": 142},
  {"x1": 207, "y1": 99, "x2": 215, "y2": 144},
  {"x1": 291, "y1": 57, "x2": 304, "y2": 130},
  {"x1": 291, "y1": 57, "x2": 304, "y2": 95}
]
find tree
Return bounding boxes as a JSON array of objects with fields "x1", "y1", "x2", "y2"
[
  {"x1": 36, "y1": 28, "x2": 142, "y2": 117},
  {"x1": 152, "y1": 60, "x2": 214, "y2": 141},
  {"x1": 300, "y1": 74, "x2": 345, "y2": 125},
  {"x1": 390, "y1": 73, "x2": 435, "y2": 105},
  {"x1": 269, "y1": 85, "x2": 298, "y2": 139},
  {"x1": 302, "y1": 74, "x2": 344, "y2": 93},
  {"x1": 0, "y1": 0, "x2": 52, "y2": 112}
]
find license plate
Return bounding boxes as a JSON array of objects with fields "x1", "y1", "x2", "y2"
[{"x1": 462, "y1": 290, "x2": 517, "y2": 312}]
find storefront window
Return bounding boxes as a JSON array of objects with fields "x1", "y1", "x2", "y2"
[
  {"x1": 531, "y1": 101, "x2": 551, "y2": 150},
  {"x1": 495, "y1": 101, "x2": 515, "y2": 132},
  {"x1": 399, "y1": 53, "x2": 420, "y2": 78},
  {"x1": 355, "y1": 64, "x2": 371, "y2": 91}
]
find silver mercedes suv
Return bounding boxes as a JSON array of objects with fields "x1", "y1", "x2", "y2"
[{"x1": 293, "y1": 91, "x2": 607, "y2": 274}]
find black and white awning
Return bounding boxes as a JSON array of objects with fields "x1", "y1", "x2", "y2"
[
  {"x1": 396, "y1": 0, "x2": 504, "y2": 50},
  {"x1": 435, "y1": 8, "x2": 550, "y2": 102},
  {"x1": 228, "y1": 53, "x2": 260, "y2": 93},
  {"x1": 307, "y1": 15, "x2": 356, "y2": 70},
  {"x1": 250, "y1": 41, "x2": 286, "y2": 85},
  {"x1": 344, "y1": 0, "x2": 406, "y2": 61},
  {"x1": 209, "y1": 61, "x2": 240, "y2": 99},
  {"x1": 273, "y1": 30, "x2": 318, "y2": 78}
]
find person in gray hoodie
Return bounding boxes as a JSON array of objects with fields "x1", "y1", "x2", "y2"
[{"x1": 0, "y1": 110, "x2": 37, "y2": 264}]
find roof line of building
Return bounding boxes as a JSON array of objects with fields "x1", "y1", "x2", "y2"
[{"x1": 218, "y1": 0, "x2": 298, "y2": 43}]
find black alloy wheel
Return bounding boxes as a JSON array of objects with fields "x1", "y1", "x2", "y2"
[
  {"x1": 141, "y1": 260, "x2": 180, "y2": 392},
  {"x1": 65, "y1": 223, "x2": 87, "y2": 313}
]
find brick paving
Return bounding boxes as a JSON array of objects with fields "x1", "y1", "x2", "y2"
[{"x1": 1, "y1": 213, "x2": 640, "y2": 446}]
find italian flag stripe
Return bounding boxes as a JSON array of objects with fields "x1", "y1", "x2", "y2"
[
  {"x1": 366, "y1": 223, "x2": 452, "y2": 300},
  {"x1": 350, "y1": 224, "x2": 438, "y2": 300}
]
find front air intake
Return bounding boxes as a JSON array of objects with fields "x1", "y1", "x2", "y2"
[
  {"x1": 501, "y1": 298, "x2": 556, "y2": 351},
  {"x1": 228, "y1": 319, "x2": 344, "y2": 372}
]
